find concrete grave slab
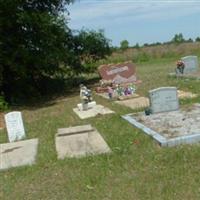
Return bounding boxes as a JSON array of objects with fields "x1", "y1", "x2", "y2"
[
  {"x1": 0, "y1": 138, "x2": 38, "y2": 171},
  {"x1": 55, "y1": 125, "x2": 111, "y2": 159},
  {"x1": 122, "y1": 104, "x2": 200, "y2": 147},
  {"x1": 115, "y1": 97, "x2": 149, "y2": 110},
  {"x1": 73, "y1": 105, "x2": 114, "y2": 119},
  {"x1": 178, "y1": 90, "x2": 198, "y2": 99},
  {"x1": 96, "y1": 92, "x2": 140, "y2": 100}
]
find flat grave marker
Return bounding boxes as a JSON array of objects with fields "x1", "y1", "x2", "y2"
[
  {"x1": 0, "y1": 138, "x2": 38, "y2": 170},
  {"x1": 55, "y1": 124, "x2": 111, "y2": 159}
]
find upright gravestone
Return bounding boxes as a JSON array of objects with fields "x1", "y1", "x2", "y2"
[
  {"x1": 181, "y1": 56, "x2": 199, "y2": 74},
  {"x1": 98, "y1": 62, "x2": 137, "y2": 84},
  {"x1": 149, "y1": 87, "x2": 179, "y2": 114},
  {"x1": 5, "y1": 111, "x2": 26, "y2": 142}
]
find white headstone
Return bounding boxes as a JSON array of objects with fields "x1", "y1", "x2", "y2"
[
  {"x1": 149, "y1": 87, "x2": 179, "y2": 114},
  {"x1": 181, "y1": 55, "x2": 198, "y2": 74},
  {"x1": 5, "y1": 112, "x2": 26, "y2": 142}
]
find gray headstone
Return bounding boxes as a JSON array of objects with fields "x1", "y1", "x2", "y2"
[
  {"x1": 181, "y1": 56, "x2": 198, "y2": 74},
  {"x1": 149, "y1": 87, "x2": 179, "y2": 114},
  {"x1": 5, "y1": 112, "x2": 26, "y2": 142}
]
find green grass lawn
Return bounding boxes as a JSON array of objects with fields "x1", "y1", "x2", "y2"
[{"x1": 1, "y1": 58, "x2": 200, "y2": 200}]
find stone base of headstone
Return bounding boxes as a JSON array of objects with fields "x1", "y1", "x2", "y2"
[
  {"x1": 77, "y1": 101, "x2": 96, "y2": 111},
  {"x1": 115, "y1": 97, "x2": 150, "y2": 110},
  {"x1": 73, "y1": 104, "x2": 114, "y2": 119},
  {"x1": 96, "y1": 92, "x2": 140, "y2": 101},
  {"x1": 0, "y1": 138, "x2": 38, "y2": 171},
  {"x1": 169, "y1": 72, "x2": 200, "y2": 80},
  {"x1": 55, "y1": 124, "x2": 111, "y2": 159}
]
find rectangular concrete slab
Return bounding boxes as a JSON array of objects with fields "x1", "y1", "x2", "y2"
[
  {"x1": 73, "y1": 104, "x2": 114, "y2": 119},
  {"x1": 115, "y1": 97, "x2": 149, "y2": 110},
  {"x1": 56, "y1": 125, "x2": 111, "y2": 159},
  {"x1": 0, "y1": 138, "x2": 38, "y2": 171}
]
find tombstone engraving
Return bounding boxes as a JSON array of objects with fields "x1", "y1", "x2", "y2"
[
  {"x1": 181, "y1": 56, "x2": 198, "y2": 74},
  {"x1": 98, "y1": 62, "x2": 137, "y2": 84},
  {"x1": 149, "y1": 87, "x2": 179, "y2": 114},
  {"x1": 5, "y1": 112, "x2": 25, "y2": 142}
]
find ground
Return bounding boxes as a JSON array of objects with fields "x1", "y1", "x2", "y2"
[{"x1": 1, "y1": 58, "x2": 200, "y2": 200}]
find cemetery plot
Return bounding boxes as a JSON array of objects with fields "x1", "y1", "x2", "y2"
[
  {"x1": 0, "y1": 138, "x2": 38, "y2": 170},
  {"x1": 122, "y1": 104, "x2": 200, "y2": 147},
  {"x1": 55, "y1": 125, "x2": 111, "y2": 159}
]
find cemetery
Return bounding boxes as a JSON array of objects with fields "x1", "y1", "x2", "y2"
[{"x1": 2, "y1": 1, "x2": 200, "y2": 199}]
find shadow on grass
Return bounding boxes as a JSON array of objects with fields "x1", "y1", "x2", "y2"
[{"x1": 9, "y1": 75, "x2": 100, "y2": 111}]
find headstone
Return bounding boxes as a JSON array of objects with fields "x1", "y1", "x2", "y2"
[
  {"x1": 5, "y1": 111, "x2": 25, "y2": 142},
  {"x1": 98, "y1": 62, "x2": 137, "y2": 84},
  {"x1": 149, "y1": 87, "x2": 179, "y2": 114},
  {"x1": 181, "y1": 56, "x2": 198, "y2": 74}
]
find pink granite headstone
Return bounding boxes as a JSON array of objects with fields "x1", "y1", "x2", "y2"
[{"x1": 98, "y1": 62, "x2": 138, "y2": 84}]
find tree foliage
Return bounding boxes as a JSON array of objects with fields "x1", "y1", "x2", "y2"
[
  {"x1": 0, "y1": 0, "x2": 111, "y2": 102},
  {"x1": 120, "y1": 40, "x2": 129, "y2": 50},
  {"x1": 171, "y1": 33, "x2": 185, "y2": 43}
]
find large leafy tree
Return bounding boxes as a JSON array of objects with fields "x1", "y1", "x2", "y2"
[
  {"x1": 0, "y1": 0, "x2": 111, "y2": 102},
  {"x1": 0, "y1": 0, "x2": 76, "y2": 101}
]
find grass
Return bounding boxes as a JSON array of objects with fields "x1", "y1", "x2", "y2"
[{"x1": 1, "y1": 57, "x2": 200, "y2": 200}]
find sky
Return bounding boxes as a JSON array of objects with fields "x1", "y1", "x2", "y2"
[{"x1": 67, "y1": 0, "x2": 200, "y2": 46}]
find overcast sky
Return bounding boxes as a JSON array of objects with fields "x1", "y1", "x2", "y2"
[{"x1": 67, "y1": 0, "x2": 200, "y2": 46}]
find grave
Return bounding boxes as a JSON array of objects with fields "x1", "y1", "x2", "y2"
[
  {"x1": 114, "y1": 89, "x2": 196, "y2": 111},
  {"x1": 0, "y1": 138, "x2": 38, "y2": 170},
  {"x1": 122, "y1": 87, "x2": 200, "y2": 147},
  {"x1": 149, "y1": 87, "x2": 179, "y2": 113},
  {"x1": 55, "y1": 124, "x2": 111, "y2": 159},
  {"x1": 181, "y1": 55, "x2": 198, "y2": 74},
  {"x1": 96, "y1": 61, "x2": 141, "y2": 99},
  {"x1": 123, "y1": 104, "x2": 200, "y2": 147},
  {"x1": 98, "y1": 61, "x2": 138, "y2": 84},
  {"x1": 5, "y1": 111, "x2": 26, "y2": 142},
  {"x1": 169, "y1": 56, "x2": 200, "y2": 79},
  {"x1": 73, "y1": 105, "x2": 114, "y2": 119}
]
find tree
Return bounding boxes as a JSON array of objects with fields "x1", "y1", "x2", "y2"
[
  {"x1": 0, "y1": 0, "x2": 111, "y2": 101},
  {"x1": 74, "y1": 29, "x2": 111, "y2": 67},
  {"x1": 171, "y1": 33, "x2": 185, "y2": 43},
  {"x1": 195, "y1": 37, "x2": 200, "y2": 42},
  {"x1": 120, "y1": 40, "x2": 129, "y2": 50}
]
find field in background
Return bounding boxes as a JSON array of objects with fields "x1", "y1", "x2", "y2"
[
  {"x1": 1, "y1": 44, "x2": 200, "y2": 199},
  {"x1": 101, "y1": 42, "x2": 200, "y2": 64}
]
